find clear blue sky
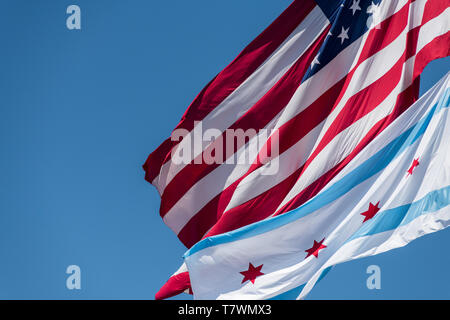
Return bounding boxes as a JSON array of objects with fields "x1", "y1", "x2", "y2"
[{"x1": 0, "y1": 0, "x2": 448, "y2": 299}]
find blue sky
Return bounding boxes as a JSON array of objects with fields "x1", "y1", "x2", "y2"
[{"x1": 0, "y1": 0, "x2": 448, "y2": 299}]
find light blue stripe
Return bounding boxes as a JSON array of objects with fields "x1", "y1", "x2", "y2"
[
  {"x1": 268, "y1": 284, "x2": 306, "y2": 300},
  {"x1": 184, "y1": 87, "x2": 450, "y2": 258},
  {"x1": 268, "y1": 266, "x2": 333, "y2": 300},
  {"x1": 348, "y1": 185, "x2": 450, "y2": 241}
]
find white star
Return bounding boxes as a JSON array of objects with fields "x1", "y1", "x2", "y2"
[
  {"x1": 349, "y1": 0, "x2": 361, "y2": 15},
  {"x1": 311, "y1": 55, "x2": 320, "y2": 68},
  {"x1": 367, "y1": 2, "x2": 382, "y2": 29},
  {"x1": 337, "y1": 26, "x2": 349, "y2": 44},
  {"x1": 367, "y1": 1, "x2": 379, "y2": 14}
]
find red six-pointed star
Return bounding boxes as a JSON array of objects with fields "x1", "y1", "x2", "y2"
[
  {"x1": 407, "y1": 157, "x2": 420, "y2": 176},
  {"x1": 240, "y1": 263, "x2": 264, "y2": 284},
  {"x1": 361, "y1": 201, "x2": 381, "y2": 223},
  {"x1": 305, "y1": 238, "x2": 327, "y2": 259}
]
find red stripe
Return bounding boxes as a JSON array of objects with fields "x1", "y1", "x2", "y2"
[
  {"x1": 406, "y1": 25, "x2": 421, "y2": 60},
  {"x1": 143, "y1": 0, "x2": 316, "y2": 183},
  {"x1": 159, "y1": 26, "x2": 330, "y2": 217},
  {"x1": 155, "y1": 271, "x2": 191, "y2": 300}
]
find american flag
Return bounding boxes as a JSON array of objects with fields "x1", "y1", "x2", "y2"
[{"x1": 143, "y1": 0, "x2": 450, "y2": 299}]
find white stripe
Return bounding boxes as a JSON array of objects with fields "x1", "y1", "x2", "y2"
[
  {"x1": 410, "y1": 0, "x2": 427, "y2": 28},
  {"x1": 173, "y1": 262, "x2": 188, "y2": 276}
]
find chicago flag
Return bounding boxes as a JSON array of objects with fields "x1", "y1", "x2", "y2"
[
  {"x1": 143, "y1": 0, "x2": 450, "y2": 299},
  {"x1": 184, "y1": 73, "x2": 450, "y2": 299}
]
